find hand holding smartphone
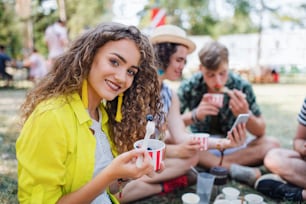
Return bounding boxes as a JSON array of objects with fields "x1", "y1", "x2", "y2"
[{"x1": 230, "y1": 113, "x2": 249, "y2": 133}]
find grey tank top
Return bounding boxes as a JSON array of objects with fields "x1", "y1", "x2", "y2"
[{"x1": 89, "y1": 109, "x2": 114, "y2": 204}]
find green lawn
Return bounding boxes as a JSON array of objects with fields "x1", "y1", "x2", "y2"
[{"x1": 0, "y1": 82, "x2": 305, "y2": 204}]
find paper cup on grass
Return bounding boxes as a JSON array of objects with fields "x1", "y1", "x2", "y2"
[
  {"x1": 222, "y1": 187, "x2": 240, "y2": 200},
  {"x1": 244, "y1": 194, "x2": 264, "y2": 204},
  {"x1": 134, "y1": 139, "x2": 165, "y2": 171},
  {"x1": 181, "y1": 193, "x2": 200, "y2": 204},
  {"x1": 207, "y1": 93, "x2": 224, "y2": 108},
  {"x1": 191, "y1": 133, "x2": 209, "y2": 151}
]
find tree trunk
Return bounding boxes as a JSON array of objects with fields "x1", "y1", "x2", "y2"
[{"x1": 57, "y1": 0, "x2": 67, "y2": 21}]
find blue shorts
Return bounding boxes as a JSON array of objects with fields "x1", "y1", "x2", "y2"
[{"x1": 209, "y1": 134, "x2": 255, "y2": 157}]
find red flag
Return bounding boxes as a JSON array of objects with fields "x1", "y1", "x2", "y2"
[{"x1": 151, "y1": 8, "x2": 166, "y2": 27}]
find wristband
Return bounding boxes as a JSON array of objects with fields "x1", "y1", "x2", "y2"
[
  {"x1": 118, "y1": 178, "x2": 124, "y2": 198},
  {"x1": 191, "y1": 109, "x2": 200, "y2": 123},
  {"x1": 117, "y1": 178, "x2": 130, "y2": 198},
  {"x1": 217, "y1": 139, "x2": 225, "y2": 166},
  {"x1": 216, "y1": 139, "x2": 224, "y2": 151}
]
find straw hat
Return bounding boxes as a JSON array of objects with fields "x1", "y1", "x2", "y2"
[{"x1": 150, "y1": 25, "x2": 196, "y2": 54}]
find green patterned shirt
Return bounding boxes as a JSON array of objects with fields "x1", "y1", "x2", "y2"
[{"x1": 178, "y1": 71, "x2": 261, "y2": 137}]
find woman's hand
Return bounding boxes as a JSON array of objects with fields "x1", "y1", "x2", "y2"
[
  {"x1": 228, "y1": 89, "x2": 249, "y2": 117},
  {"x1": 106, "y1": 149, "x2": 154, "y2": 181},
  {"x1": 57, "y1": 149, "x2": 155, "y2": 203},
  {"x1": 195, "y1": 94, "x2": 220, "y2": 121},
  {"x1": 176, "y1": 139, "x2": 200, "y2": 159}
]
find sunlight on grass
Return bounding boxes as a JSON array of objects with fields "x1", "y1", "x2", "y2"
[
  {"x1": 0, "y1": 160, "x2": 17, "y2": 178},
  {"x1": 254, "y1": 84, "x2": 305, "y2": 148}
]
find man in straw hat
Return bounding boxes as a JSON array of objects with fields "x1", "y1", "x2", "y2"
[{"x1": 116, "y1": 25, "x2": 247, "y2": 203}]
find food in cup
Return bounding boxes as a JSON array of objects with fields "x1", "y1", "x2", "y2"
[
  {"x1": 134, "y1": 139, "x2": 165, "y2": 171},
  {"x1": 206, "y1": 93, "x2": 224, "y2": 108},
  {"x1": 191, "y1": 133, "x2": 209, "y2": 151}
]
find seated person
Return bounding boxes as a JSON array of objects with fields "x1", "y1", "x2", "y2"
[
  {"x1": 0, "y1": 45, "x2": 13, "y2": 86},
  {"x1": 255, "y1": 97, "x2": 306, "y2": 202},
  {"x1": 177, "y1": 41, "x2": 280, "y2": 186},
  {"x1": 117, "y1": 25, "x2": 247, "y2": 203},
  {"x1": 23, "y1": 48, "x2": 48, "y2": 83}
]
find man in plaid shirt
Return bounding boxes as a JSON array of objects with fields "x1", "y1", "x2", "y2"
[{"x1": 178, "y1": 41, "x2": 280, "y2": 186}]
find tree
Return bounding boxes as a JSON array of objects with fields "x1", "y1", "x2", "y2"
[
  {"x1": 0, "y1": 0, "x2": 23, "y2": 58},
  {"x1": 65, "y1": 0, "x2": 113, "y2": 40},
  {"x1": 139, "y1": 0, "x2": 257, "y2": 37}
]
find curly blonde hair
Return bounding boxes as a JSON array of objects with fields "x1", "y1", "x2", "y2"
[{"x1": 20, "y1": 22, "x2": 163, "y2": 154}]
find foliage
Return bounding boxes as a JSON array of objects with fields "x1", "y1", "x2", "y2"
[
  {"x1": 23, "y1": 0, "x2": 113, "y2": 57},
  {"x1": 184, "y1": 0, "x2": 258, "y2": 36},
  {"x1": 30, "y1": 0, "x2": 59, "y2": 57},
  {"x1": 1, "y1": 0, "x2": 306, "y2": 58},
  {"x1": 0, "y1": 1, "x2": 23, "y2": 58},
  {"x1": 65, "y1": 0, "x2": 113, "y2": 40},
  {"x1": 186, "y1": 0, "x2": 218, "y2": 36},
  {"x1": 226, "y1": 0, "x2": 252, "y2": 17},
  {"x1": 0, "y1": 175, "x2": 18, "y2": 204},
  {"x1": 140, "y1": 0, "x2": 258, "y2": 37},
  {"x1": 1, "y1": 0, "x2": 113, "y2": 58}
]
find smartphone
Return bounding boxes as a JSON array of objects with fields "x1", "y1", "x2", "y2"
[{"x1": 230, "y1": 113, "x2": 249, "y2": 132}]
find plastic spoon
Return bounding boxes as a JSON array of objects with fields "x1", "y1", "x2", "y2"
[{"x1": 136, "y1": 115, "x2": 155, "y2": 168}]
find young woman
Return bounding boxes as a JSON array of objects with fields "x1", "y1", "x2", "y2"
[
  {"x1": 16, "y1": 22, "x2": 163, "y2": 204},
  {"x1": 118, "y1": 25, "x2": 247, "y2": 203}
]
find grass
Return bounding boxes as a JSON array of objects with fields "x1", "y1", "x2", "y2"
[{"x1": 0, "y1": 80, "x2": 305, "y2": 204}]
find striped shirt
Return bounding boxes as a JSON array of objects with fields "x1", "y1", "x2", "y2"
[
  {"x1": 160, "y1": 82, "x2": 172, "y2": 116},
  {"x1": 298, "y1": 97, "x2": 306, "y2": 126}
]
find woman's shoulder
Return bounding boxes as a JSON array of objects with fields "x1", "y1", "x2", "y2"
[
  {"x1": 36, "y1": 95, "x2": 70, "y2": 111},
  {"x1": 34, "y1": 93, "x2": 84, "y2": 119}
]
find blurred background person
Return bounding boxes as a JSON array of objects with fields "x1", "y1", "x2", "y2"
[
  {"x1": 23, "y1": 48, "x2": 48, "y2": 84},
  {"x1": 0, "y1": 44, "x2": 14, "y2": 87},
  {"x1": 44, "y1": 19, "x2": 69, "y2": 70}
]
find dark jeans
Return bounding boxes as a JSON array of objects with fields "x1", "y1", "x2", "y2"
[{"x1": 0, "y1": 68, "x2": 13, "y2": 80}]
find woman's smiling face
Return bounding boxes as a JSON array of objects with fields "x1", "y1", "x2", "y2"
[{"x1": 88, "y1": 39, "x2": 140, "y2": 102}]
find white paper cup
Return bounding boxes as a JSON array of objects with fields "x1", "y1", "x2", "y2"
[
  {"x1": 191, "y1": 133, "x2": 209, "y2": 151},
  {"x1": 207, "y1": 93, "x2": 224, "y2": 108},
  {"x1": 244, "y1": 194, "x2": 263, "y2": 204},
  {"x1": 181, "y1": 193, "x2": 200, "y2": 204},
  {"x1": 222, "y1": 187, "x2": 240, "y2": 200},
  {"x1": 134, "y1": 139, "x2": 165, "y2": 171}
]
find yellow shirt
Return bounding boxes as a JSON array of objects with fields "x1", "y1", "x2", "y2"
[{"x1": 16, "y1": 93, "x2": 119, "y2": 204}]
